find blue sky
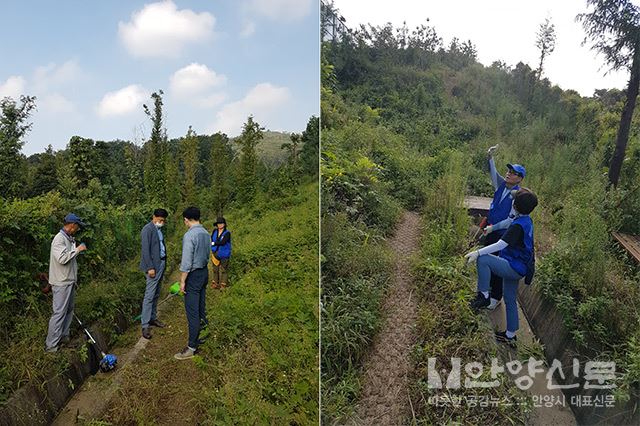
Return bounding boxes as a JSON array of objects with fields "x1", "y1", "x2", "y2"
[{"x1": 0, "y1": 0, "x2": 319, "y2": 155}]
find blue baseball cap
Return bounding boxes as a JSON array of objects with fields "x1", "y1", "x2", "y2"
[
  {"x1": 507, "y1": 163, "x2": 526, "y2": 178},
  {"x1": 63, "y1": 213, "x2": 86, "y2": 227}
]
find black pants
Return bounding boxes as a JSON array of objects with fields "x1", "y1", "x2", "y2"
[{"x1": 483, "y1": 231, "x2": 503, "y2": 301}]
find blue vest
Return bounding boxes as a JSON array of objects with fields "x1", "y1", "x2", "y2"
[
  {"x1": 500, "y1": 215, "x2": 534, "y2": 276},
  {"x1": 211, "y1": 229, "x2": 231, "y2": 259},
  {"x1": 488, "y1": 182, "x2": 519, "y2": 235}
]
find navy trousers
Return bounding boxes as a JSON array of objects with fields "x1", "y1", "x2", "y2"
[{"x1": 184, "y1": 267, "x2": 208, "y2": 349}]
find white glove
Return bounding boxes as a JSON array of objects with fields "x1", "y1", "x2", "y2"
[
  {"x1": 487, "y1": 144, "x2": 499, "y2": 156},
  {"x1": 464, "y1": 250, "x2": 479, "y2": 264},
  {"x1": 510, "y1": 189, "x2": 518, "y2": 197},
  {"x1": 482, "y1": 225, "x2": 494, "y2": 236}
]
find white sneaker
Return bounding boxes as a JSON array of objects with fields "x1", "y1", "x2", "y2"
[
  {"x1": 174, "y1": 346, "x2": 196, "y2": 360},
  {"x1": 487, "y1": 298, "x2": 502, "y2": 310}
]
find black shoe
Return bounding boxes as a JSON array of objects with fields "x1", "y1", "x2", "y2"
[
  {"x1": 495, "y1": 330, "x2": 518, "y2": 347},
  {"x1": 470, "y1": 292, "x2": 490, "y2": 310},
  {"x1": 149, "y1": 319, "x2": 166, "y2": 328},
  {"x1": 142, "y1": 327, "x2": 152, "y2": 339}
]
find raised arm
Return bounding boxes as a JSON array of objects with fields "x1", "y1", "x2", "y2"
[{"x1": 488, "y1": 156, "x2": 505, "y2": 191}]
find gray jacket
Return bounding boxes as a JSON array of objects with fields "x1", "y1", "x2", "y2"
[
  {"x1": 140, "y1": 221, "x2": 164, "y2": 273},
  {"x1": 49, "y1": 230, "x2": 79, "y2": 286}
]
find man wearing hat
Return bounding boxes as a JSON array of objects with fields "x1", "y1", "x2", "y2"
[
  {"x1": 210, "y1": 217, "x2": 231, "y2": 289},
  {"x1": 45, "y1": 213, "x2": 87, "y2": 352},
  {"x1": 139, "y1": 208, "x2": 169, "y2": 340},
  {"x1": 470, "y1": 145, "x2": 525, "y2": 310}
]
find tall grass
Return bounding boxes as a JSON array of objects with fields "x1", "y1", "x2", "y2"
[{"x1": 411, "y1": 152, "x2": 529, "y2": 425}]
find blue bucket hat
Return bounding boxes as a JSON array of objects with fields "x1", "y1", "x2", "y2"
[
  {"x1": 63, "y1": 213, "x2": 86, "y2": 227},
  {"x1": 506, "y1": 163, "x2": 526, "y2": 178}
]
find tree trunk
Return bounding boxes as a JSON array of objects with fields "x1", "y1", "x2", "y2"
[{"x1": 609, "y1": 49, "x2": 640, "y2": 187}]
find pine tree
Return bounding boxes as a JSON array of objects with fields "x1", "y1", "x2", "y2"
[
  {"x1": 181, "y1": 126, "x2": 198, "y2": 206},
  {"x1": 124, "y1": 142, "x2": 143, "y2": 204},
  {"x1": 143, "y1": 91, "x2": 166, "y2": 203},
  {"x1": 210, "y1": 132, "x2": 234, "y2": 215},
  {"x1": 300, "y1": 115, "x2": 319, "y2": 175},
  {"x1": 164, "y1": 148, "x2": 180, "y2": 211},
  {"x1": 579, "y1": 0, "x2": 640, "y2": 186},
  {"x1": 236, "y1": 116, "x2": 264, "y2": 203},
  {"x1": 281, "y1": 132, "x2": 303, "y2": 181}
]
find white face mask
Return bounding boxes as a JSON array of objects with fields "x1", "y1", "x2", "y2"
[{"x1": 154, "y1": 222, "x2": 164, "y2": 228}]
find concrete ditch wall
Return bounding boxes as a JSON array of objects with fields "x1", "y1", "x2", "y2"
[
  {"x1": 0, "y1": 312, "x2": 129, "y2": 426},
  {"x1": 518, "y1": 284, "x2": 640, "y2": 425}
]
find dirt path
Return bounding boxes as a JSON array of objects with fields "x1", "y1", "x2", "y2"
[
  {"x1": 487, "y1": 300, "x2": 577, "y2": 425},
  {"x1": 349, "y1": 211, "x2": 421, "y2": 425}
]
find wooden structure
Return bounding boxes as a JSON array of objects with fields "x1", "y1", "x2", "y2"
[
  {"x1": 612, "y1": 232, "x2": 640, "y2": 263},
  {"x1": 463, "y1": 196, "x2": 492, "y2": 216}
]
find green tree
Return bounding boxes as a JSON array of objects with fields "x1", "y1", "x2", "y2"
[
  {"x1": 28, "y1": 145, "x2": 58, "y2": 196},
  {"x1": 209, "y1": 133, "x2": 234, "y2": 216},
  {"x1": 300, "y1": 116, "x2": 319, "y2": 175},
  {"x1": 0, "y1": 95, "x2": 36, "y2": 199},
  {"x1": 535, "y1": 17, "x2": 557, "y2": 80},
  {"x1": 282, "y1": 133, "x2": 301, "y2": 166},
  {"x1": 143, "y1": 90, "x2": 167, "y2": 203},
  {"x1": 236, "y1": 116, "x2": 264, "y2": 203},
  {"x1": 67, "y1": 136, "x2": 95, "y2": 188},
  {"x1": 281, "y1": 133, "x2": 302, "y2": 184},
  {"x1": 124, "y1": 142, "x2": 143, "y2": 204},
  {"x1": 579, "y1": 0, "x2": 640, "y2": 186},
  {"x1": 181, "y1": 126, "x2": 198, "y2": 206},
  {"x1": 165, "y1": 149, "x2": 180, "y2": 211}
]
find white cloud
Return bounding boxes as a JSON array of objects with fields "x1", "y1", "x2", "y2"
[
  {"x1": 249, "y1": 0, "x2": 312, "y2": 21},
  {"x1": 195, "y1": 93, "x2": 227, "y2": 108},
  {"x1": 40, "y1": 93, "x2": 75, "y2": 114},
  {"x1": 170, "y1": 63, "x2": 226, "y2": 97},
  {"x1": 0, "y1": 75, "x2": 26, "y2": 99},
  {"x1": 210, "y1": 82, "x2": 291, "y2": 135},
  {"x1": 33, "y1": 60, "x2": 83, "y2": 92},
  {"x1": 97, "y1": 84, "x2": 149, "y2": 118},
  {"x1": 170, "y1": 63, "x2": 227, "y2": 109},
  {"x1": 119, "y1": 0, "x2": 215, "y2": 58},
  {"x1": 240, "y1": 20, "x2": 256, "y2": 38}
]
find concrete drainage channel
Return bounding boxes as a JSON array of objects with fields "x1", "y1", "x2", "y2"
[
  {"x1": 517, "y1": 284, "x2": 640, "y2": 425},
  {"x1": 0, "y1": 313, "x2": 125, "y2": 426}
]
